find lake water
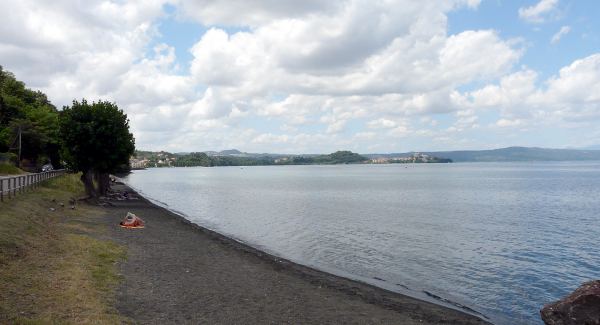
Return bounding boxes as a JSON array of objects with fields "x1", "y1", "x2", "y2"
[{"x1": 122, "y1": 162, "x2": 600, "y2": 324}]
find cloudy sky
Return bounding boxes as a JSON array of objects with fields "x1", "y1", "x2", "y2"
[{"x1": 1, "y1": 0, "x2": 599, "y2": 153}]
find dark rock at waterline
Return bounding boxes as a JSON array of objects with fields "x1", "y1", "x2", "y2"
[{"x1": 540, "y1": 280, "x2": 600, "y2": 325}]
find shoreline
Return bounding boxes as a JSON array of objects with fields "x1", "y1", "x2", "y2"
[
  {"x1": 106, "y1": 181, "x2": 491, "y2": 324},
  {"x1": 127, "y1": 180, "x2": 490, "y2": 320}
]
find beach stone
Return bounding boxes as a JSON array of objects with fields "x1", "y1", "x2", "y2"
[{"x1": 540, "y1": 280, "x2": 600, "y2": 325}]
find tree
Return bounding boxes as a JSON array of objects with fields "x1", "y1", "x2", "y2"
[
  {"x1": 59, "y1": 99, "x2": 135, "y2": 197},
  {"x1": 0, "y1": 66, "x2": 61, "y2": 166}
]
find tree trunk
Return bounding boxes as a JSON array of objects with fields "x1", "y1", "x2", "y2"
[
  {"x1": 81, "y1": 169, "x2": 96, "y2": 198},
  {"x1": 97, "y1": 172, "x2": 111, "y2": 196}
]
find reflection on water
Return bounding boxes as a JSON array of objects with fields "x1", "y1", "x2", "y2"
[{"x1": 123, "y1": 162, "x2": 600, "y2": 324}]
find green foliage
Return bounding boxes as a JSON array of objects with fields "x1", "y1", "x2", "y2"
[
  {"x1": 209, "y1": 155, "x2": 277, "y2": 166},
  {"x1": 0, "y1": 152, "x2": 17, "y2": 164},
  {"x1": 59, "y1": 99, "x2": 135, "y2": 173},
  {"x1": 279, "y1": 151, "x2": 368, "y2": 165},
  {"x1": 317, "y1": 150, "x2": 367, "y2": 164},
  {"x1": 175, "y1": 152, "x2": 212, "y2": 166},
  {"x1": 0, "y1": 163, "x2": 24, "y2": 175},
  {"x1": 140, "y1": 150, "x2": 368, "y2": 167},
  {"x1": 0, "y1": 173, "x2": 128, "y2": 324},
  {"x1": 0, "y1": 66, "x2": 60, "y2": 166}
]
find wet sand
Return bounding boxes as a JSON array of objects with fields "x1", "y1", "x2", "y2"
[{"x1": 103, "y1": 183, "x2": 490, "y2": 324}]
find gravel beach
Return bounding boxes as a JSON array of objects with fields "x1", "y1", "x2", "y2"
[{"x1": 103, "y1": 183, "x2": 490, "y2": 324}]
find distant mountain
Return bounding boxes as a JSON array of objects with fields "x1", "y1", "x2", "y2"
[
  {"x1": 219, "y1": 149, "x2": 243, "y2": 155},
  {"x1": 582, "y1": 144, "x2": 600, "y2": 150},
  {"x1": 365, "y1": 147, "x2": 600, "y2": 162},
  {"x1": 140, "y1": 146, "x2": 600, "y2": 165},
  {"x1": 204, "y1": 149, "x2": 290, "y2": 158}
]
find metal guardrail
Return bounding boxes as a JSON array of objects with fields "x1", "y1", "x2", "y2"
[{"x1": 0, "y1": 169, "x2": 66, "y2": 202}]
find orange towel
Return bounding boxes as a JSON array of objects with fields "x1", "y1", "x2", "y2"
[{"x1": 119, "y1": 212, "x2": 145, "y2": 229}]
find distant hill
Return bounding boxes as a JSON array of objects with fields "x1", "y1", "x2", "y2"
[
  {"x1": 366, "y1": 147, "x2": 600, "y2": 162},
  {"x1": 138, "y1": 146, "x2": 600, "y2": 166},
  {"x1": 218, "y1": 149, "x2": 243, "y2": 155},
  {"x1": 582, "y1": 144, "x2": 600, "y2": 150},
  {"x1": 317, "y1": 151, "x2": 367, "y2": 164},
  {"x1": 136, "y1": 150, "x2": 368, "y2": 167},
  {"x1": 204, "y1": 149, "x2": 289, "y2": 158}
]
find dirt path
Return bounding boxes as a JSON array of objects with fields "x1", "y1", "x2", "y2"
[{"x1": 101, "y1": 184, "x2": 489, "y2": 324}]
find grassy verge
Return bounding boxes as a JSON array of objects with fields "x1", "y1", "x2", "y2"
[
  {"x1": 0, "y1": 163, "x2": 26, "y2": 175},
  {"x1": 0, "y1": 174, "x2": 128, "y2": 324}
]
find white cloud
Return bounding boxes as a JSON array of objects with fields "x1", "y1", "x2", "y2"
[
  {"x1": 326, "y1": 120, "x2": 347, "y2": 134},
  {"x1": 367, "y1": 118, "x2": 397, "y2": 129},
  {"x1": 186, "y1": 2, "x2": 522, "y2": 100},
  {"x1": 518, "y1": 0, "x2": 559, "y2": 23},
  {"x1": 388, "y1": 125, "x2": 411, "y2": 137},
  {"x1": 252, "y1": 133, "x2": 290, "y2": 144},
  {"x1": 175, "y1": 0, "x2": 340, "y2": 28},
  {"x1": 353, "y1": 132, "x2": 377, "y2": 140},
  {"x1": 551, "y1": 25, "x2": 571, "y2": 44},
  {"x1": 496, "y1": 118, "x2": 525, "y2": 128},
  {"x1": 459, "y1": 53, "x2": 600, "y2": 128},
  {"x1": 1, "y1": 0, "x2": 598, "y2": 152},
  {"x1": 541, "y1": 53, "x2": 600, "y2": 104}
]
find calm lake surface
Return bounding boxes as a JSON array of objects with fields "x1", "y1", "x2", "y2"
[{"x1": 122, "y1": 162, "x2": 600, "y2": 324}]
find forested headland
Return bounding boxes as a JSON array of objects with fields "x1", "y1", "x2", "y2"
[
  {"x1": 135, "y1": 150, "x2": 369, "y2": 167},
  {"x1": 0, "y1": 66, "x2": 135, "y2": 198},
  {"x1": 0, "y1": 66, "x2": 61, "y2": 170}
]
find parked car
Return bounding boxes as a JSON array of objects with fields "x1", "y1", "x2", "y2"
[{"x1": 41, "y1": 164, "x2": 54, "y2": 172}]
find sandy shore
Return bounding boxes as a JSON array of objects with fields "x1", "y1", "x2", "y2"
[{"x1": 102, "y1": 183, "x2": 490, "y2": 324}]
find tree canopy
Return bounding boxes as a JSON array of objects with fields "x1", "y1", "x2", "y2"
[
  {"x1": 0, "y1": 66, "x2": 60, "y2": 167},
  {"x1": 59, "y1": 99, "x2": 135, "y2": 196}
]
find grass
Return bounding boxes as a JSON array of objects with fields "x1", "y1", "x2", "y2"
[
  {"x1": 0, "y1": 173, "x2": 129, "y2": 324},
  {"x1": 0, "y1": 163, "x2": 26, "y2": 175}
]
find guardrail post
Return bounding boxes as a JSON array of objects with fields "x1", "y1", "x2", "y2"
[{"x1": 1, "y1": 178, "x2": 4, "y2": 202}]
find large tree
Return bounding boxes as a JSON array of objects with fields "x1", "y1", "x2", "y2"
[
  {"x1": 0, "y1": 66, "x2": 60, "y2": 166},
  {"x1": 59, "y1": 99, "x2": 135, "y2": 197}
]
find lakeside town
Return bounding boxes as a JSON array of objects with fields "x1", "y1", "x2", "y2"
[{"x1": 129, "y1": 150, "x2": 452, "y2": 168}]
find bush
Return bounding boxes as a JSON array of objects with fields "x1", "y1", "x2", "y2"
[
  {"x1": 0, "y1": 162, "x2": 23, "y2": 175},
  {"x1": 0, "y1": 152, "x2": 17, "y2": 164}
]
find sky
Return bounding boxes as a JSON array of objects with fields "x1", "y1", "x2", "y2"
[{"x1": 1, "y1": 0, "x2": 599, "y2": 153}]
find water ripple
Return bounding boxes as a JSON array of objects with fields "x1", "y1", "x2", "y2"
[{"x1": 123, "y1": 162, "x2": 600, "y2": 325}]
